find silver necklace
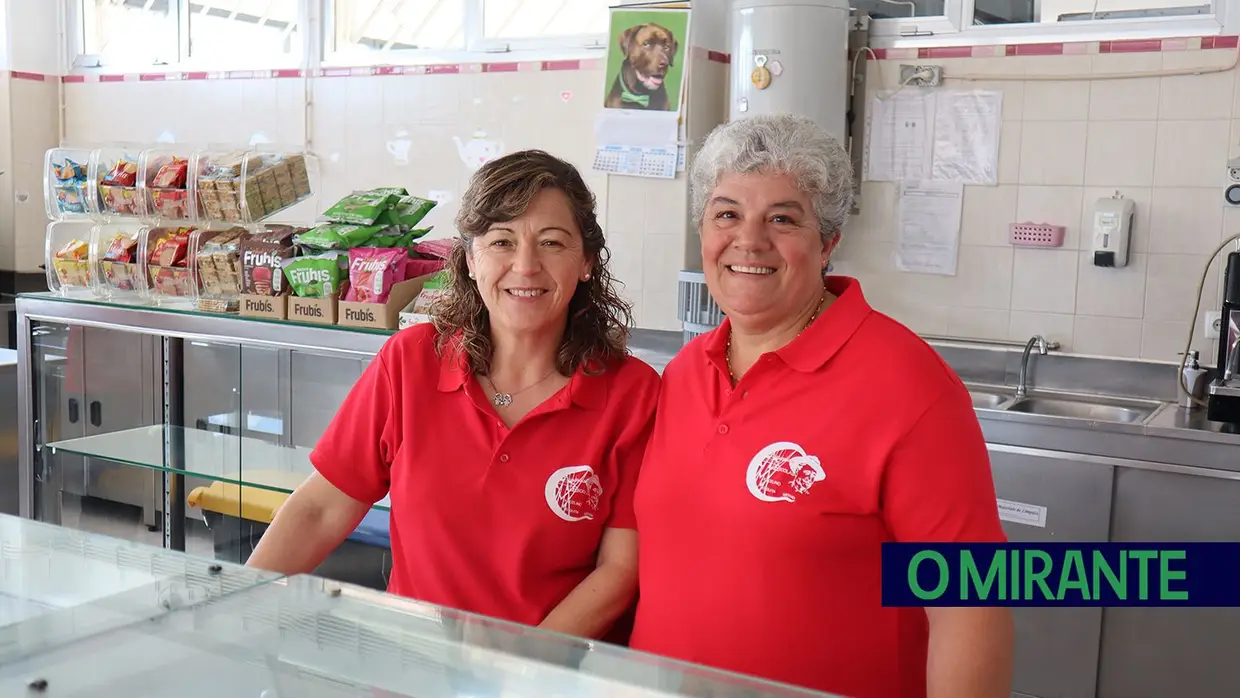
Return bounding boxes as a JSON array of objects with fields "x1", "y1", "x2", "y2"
[{"x1": 481, "y1": 369, "x2": 557, "y2": 407}]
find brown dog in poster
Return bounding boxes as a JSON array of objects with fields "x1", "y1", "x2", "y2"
[{"x1": 605, "y1": 23, "x2": 679, "y2": 111}]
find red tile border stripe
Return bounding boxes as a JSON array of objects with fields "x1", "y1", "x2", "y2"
[{"x1": 35, "y1": 32, "x2": 1240, "y2": 84}]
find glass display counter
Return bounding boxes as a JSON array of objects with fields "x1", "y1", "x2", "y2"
[
  {"x1": 17, "y1": 292, "x2": 395, "y2": 586},
  {"x1": 0, "y1": 514, "x2": 279, "y2": 663},
  {"x1": 0, "y1": 572, "x2": 839, "y2": 697}
]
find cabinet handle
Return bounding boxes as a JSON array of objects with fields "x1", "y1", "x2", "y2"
[
  {"x1": 68, "y1": 398, "x2": 79, "y2": 424},
  {"x1": 89, "y1": 401, "x2": 102, "y2": 428}
]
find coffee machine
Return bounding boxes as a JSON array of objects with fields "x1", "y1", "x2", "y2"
[{"x1": 1207, "y1": 251, "x2": 1240, "y2": 424}]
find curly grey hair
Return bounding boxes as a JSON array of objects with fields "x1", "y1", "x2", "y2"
[{"x1": 689, "y1": 113, "x2": 855, "y2": 243}]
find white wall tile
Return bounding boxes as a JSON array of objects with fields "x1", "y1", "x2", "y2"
[
  {"x1": 1023, "y1": 81, "x2": 1090, "y2": 121},
  {"x1": 1147, "y1": 187, "x2": 1224, "y2": 255},
  {"x1": 1075, "y1": 250, "x2": 1147, "y2": 319},
  {"x1": 1019, "y1": 121, "x2": 1087, "y2": 185},
  {"x1": 1144, "y1": 252, "x2": 1220, "y2": 322},
  {"x1": 1158, "y1": 70, "x2": 1235, "y2": 121},
  {"x1": 1010, "y1": 248, "x2": 1079, "y2": 313},
  {"x1": 1088, "y1": 77, "x2": 1160, "y2": 121},
  {"x1": 1153, "y1": 119, "x2": 1230, "y2": 187},
  {"x1": 961, "y1": 185, "x2": 1018, "y2": 247},
  {"x1": 1084, "y1": 121, "x2": 1157, "y2": 187},
  {"x1": 1072, "y1": 315, "x2": 1144, "y2": 357},
  {"x1": 1009, "y1": 311, "x2": 1076, "y2": 348}
]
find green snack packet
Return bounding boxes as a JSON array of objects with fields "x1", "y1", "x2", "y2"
[
  {"x1": 378, "y1": 195, "x2": 437, "y2": 228},
  {"x1": 321, "y1": 190, "x2": 401, "y2": 225},
  {"x1": 296, "y1": 223, "x2": 385, "y2": 250},
  {"x1": 281, "y1": 251, "x2": 346, "y2": 299}
]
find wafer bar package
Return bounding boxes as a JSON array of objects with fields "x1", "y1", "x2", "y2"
[{"x1": 241, "y1": 228, "x2": 296, "y2": 296}]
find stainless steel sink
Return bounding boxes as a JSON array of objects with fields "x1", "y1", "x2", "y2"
[
  {"x1": 970, "y1": 391, "x2": 1013, "y2": 410},
  {"x1": 1003, "y1": 396, "x2": 1157, "y2": 424}
]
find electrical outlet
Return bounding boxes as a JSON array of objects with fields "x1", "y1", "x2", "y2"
[
  {"x1": 1205, "y1": 311, "x2": 1223, "y2": 340},
  {"x1": 899, "y1": 64, "x2": 942, "y2": 86}
]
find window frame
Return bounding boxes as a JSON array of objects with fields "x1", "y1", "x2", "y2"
[
  {"x1": 319, "y1": 0, "x2": 609, "y2": 68},
  {"x1": 65, "y1": 0, "x2": 309, "y2": 74},
  {"x1": 867, "y1": 0, "x2": 1238, "y2": 48}
]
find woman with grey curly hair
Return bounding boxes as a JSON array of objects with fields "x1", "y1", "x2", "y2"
[
  {"x1": 630, "y1": 114, "x2": 1014, "y2": 698},
  {"x1": 248, "y1": 150, "x2": 658, "y2": 644}
]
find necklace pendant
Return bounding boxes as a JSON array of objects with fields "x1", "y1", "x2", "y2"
[{"x1": 492, "y1": 392, "x2": 513, "y2": 407}]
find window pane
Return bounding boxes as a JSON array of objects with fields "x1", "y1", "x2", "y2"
[
  {"x1": 81, "y1": 0, "x2": 179, "y2": 65},
  {"x1": 483, "y1": 0, "x2": 610, "y2": 39},
  {"x1": 974, "y1": 0, "x2": 1209, "y2": 24},
  {"x1": 331, "y1": 0, "x2": 466, "y2": 54},
  {"x1": 187, "y1": 0, "x2": 302, "y2": 62},
  {"x1": 851, "y1": 0, "x2": 946, "y2": 20}
]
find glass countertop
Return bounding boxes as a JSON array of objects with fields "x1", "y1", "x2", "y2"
[
  {"x1": 0, "y1": 574, "x2": 840, "y2": 698},
  {"x1": 44, "y1": 426, "x2": 391, "y2": 511},
  {"x1": 17, "y1": 291, "x2": 397, "y2": 337},
  {"x1": 0, "y1": 515, "x2": 281, "y2": 663}
]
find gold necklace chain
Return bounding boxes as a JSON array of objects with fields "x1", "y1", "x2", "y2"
[
  {"x1": 481, "y1": 368, "x2": 558, "y2": 407},
  {"x1": 725, "y1": 291, "x2": 827, "y2": 386}
]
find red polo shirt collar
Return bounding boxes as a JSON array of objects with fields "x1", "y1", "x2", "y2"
[
  {"x1": 704, "y1": 275, "x2": 873, "y2": 378},
  {"x1": 435, "y1": 334, "x2": 608, "y2": 409}
]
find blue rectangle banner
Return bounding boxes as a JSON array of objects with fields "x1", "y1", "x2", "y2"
[{"x1": 881, "y1": 543, "x2": 1240, "y2": 607}]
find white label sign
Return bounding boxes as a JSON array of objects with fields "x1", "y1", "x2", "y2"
[{"x1": 997, "y1": 498, "x2": 1047, "y2": 528}]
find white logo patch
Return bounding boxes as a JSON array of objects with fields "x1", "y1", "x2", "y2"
[
  {"x1": 745, "y1": 441, "x2": 826, "y2": 503},
  {"x1": 544, "y1": 465, "x2": 603, "y2": 522}
]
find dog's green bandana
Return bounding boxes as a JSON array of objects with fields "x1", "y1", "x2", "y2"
[{"x1": 620, "y1": 72, "x2": 651, "y2": 107}]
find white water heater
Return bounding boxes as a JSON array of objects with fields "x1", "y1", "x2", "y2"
[{"x1": 729, "y1": 0, "x2": 852, "y2": 143}]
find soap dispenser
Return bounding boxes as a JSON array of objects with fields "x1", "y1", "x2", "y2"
[{"x1": 1179, "y1": 350, "x2": 1208, "y2": 409}]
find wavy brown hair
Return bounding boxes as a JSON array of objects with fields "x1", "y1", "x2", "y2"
[{"x1": 432, "y1": 149, "x2": 633, "y2": 377}]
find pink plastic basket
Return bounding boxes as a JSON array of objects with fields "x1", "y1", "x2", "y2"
[{"x1": 1009, "y1": 222, "x2": 1065, "y2": 248}]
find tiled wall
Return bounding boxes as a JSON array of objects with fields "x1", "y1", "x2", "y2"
[
  {"x1": 25, "y1": 1, "x2": 1240, "y2": 356},
  {"x1": 55, "y1": 52, "x2": 727, "y2": 330},
  {"x1": 833, "y1": 39, "x2": 1240, "y2": 363}
]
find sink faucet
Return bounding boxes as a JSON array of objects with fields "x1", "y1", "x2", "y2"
[{"x1": 1015, "y1": 335, "x2": 1050, "y2": 400}]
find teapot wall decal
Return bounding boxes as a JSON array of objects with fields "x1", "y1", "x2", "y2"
[{"x1": 453, "y1": 130, "x2": 505, "y2": 172}]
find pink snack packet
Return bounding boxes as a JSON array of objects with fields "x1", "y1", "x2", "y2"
[{"x1": 345, "y1": 248, "x2": 409, "y2": 304}]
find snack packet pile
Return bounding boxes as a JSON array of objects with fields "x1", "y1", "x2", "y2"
[
  {"x1": 296, "y1": 188, "x2": 436, "y2": 251},
  {"x1": 100, "y1": 232, "x2": 141, "y2": 292},
  {"x1": 99, "y1": 157, "x2": 141, "y2": 216},
  {"x1": 149, "y1": 156, "x2": 191, "y2": 220},
  {"x1": 52, "y1": 159, "x2": 89, "y2": 215},
  {"x1": 52, "y1": 239, "x2": 91, "y2": 288}
]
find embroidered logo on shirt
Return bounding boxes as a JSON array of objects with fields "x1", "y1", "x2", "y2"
[
  {"x1": 746, "y1": 442, "x2": 826, "y2": 503},
  {"x1": 544, "y1": 465, "x2": 603, "y2": 521}
]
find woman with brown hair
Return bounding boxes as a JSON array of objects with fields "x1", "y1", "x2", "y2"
[{"x1": 248, "y1": 150, "x2": 658, "y2": 640}]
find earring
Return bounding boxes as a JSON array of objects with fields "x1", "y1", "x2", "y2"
[
  {"x1": 583, "y1": 273, "x2": 591, "y2": 281},
  {"x1": 468, "y1": 272, "x2": 475, "y2": 279}
]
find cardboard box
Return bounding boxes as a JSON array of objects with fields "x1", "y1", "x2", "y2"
[
  {"x1": 398, "y1": 312, "x2": 434, "y2": 330},
  {"x1": 288, "y1": 295, "x2": 338, "y2": 325},
  {"x1": 337, "y1": 274, "x2": 432, "y2": 330},
  {"x1": 240, "y1": 294, "x2": 287, "y2": 320}
]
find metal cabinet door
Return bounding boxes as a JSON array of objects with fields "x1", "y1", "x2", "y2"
[
  {"x1": 80, "y1": 326, "x2": 159, "y2": 522},
  {"x1": 988, "y1": 446, "x2": 1115, "y2": 698},
  {"x1": 1097, "y1": 467, "x2": 1240, "y2": 698}
]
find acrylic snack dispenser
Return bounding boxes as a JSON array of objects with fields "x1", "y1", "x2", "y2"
[
  {"x1": 191, "y1": 147, "x2": 317, "y2": 226},
  {"x1": 44, "y1": 220, "x2": 99, "y2": 297},
  {"x1": 44, "y1": 147, "x2": 94, "y2": 220},
  {"x1": 139, "y1": 148, "x2": 195, "y2": 222},
  {"x1": 90, "y1": 146, "x2": 145, "y2": 219}
]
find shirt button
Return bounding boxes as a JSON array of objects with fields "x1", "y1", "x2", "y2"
[
  {"x1": 743, "y1": 391, "x2": 749, "y2": 399},
  {"x1": 718, "y1": 424, "x2": 729, "y2": 435},
  {"x1": 499, "y1": 453, "x2": 510, "y2": 463}
]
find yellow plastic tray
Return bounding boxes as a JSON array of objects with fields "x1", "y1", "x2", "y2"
[{"x1": 186, "y1": 470, "x2": 304, "y2": 524}]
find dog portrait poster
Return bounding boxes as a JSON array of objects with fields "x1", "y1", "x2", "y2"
[{"x1": 602, "y1": 7, "x2": 690, "y2": 113}]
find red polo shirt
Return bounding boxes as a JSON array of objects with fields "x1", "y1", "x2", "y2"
[
  {"x1": 630, "y1": 276, "x2": 1006, "y2": 698},
  {"x1": 311, "y1": 322, "x2": 659, "y2": 628}
]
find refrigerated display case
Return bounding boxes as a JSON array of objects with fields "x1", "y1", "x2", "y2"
[
  {"x1": 0, "y1": 556, "x2": 841, "y2": 698},
  {"x1": 0, "y1": 514, "x2": 280, "y2": 662}
]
